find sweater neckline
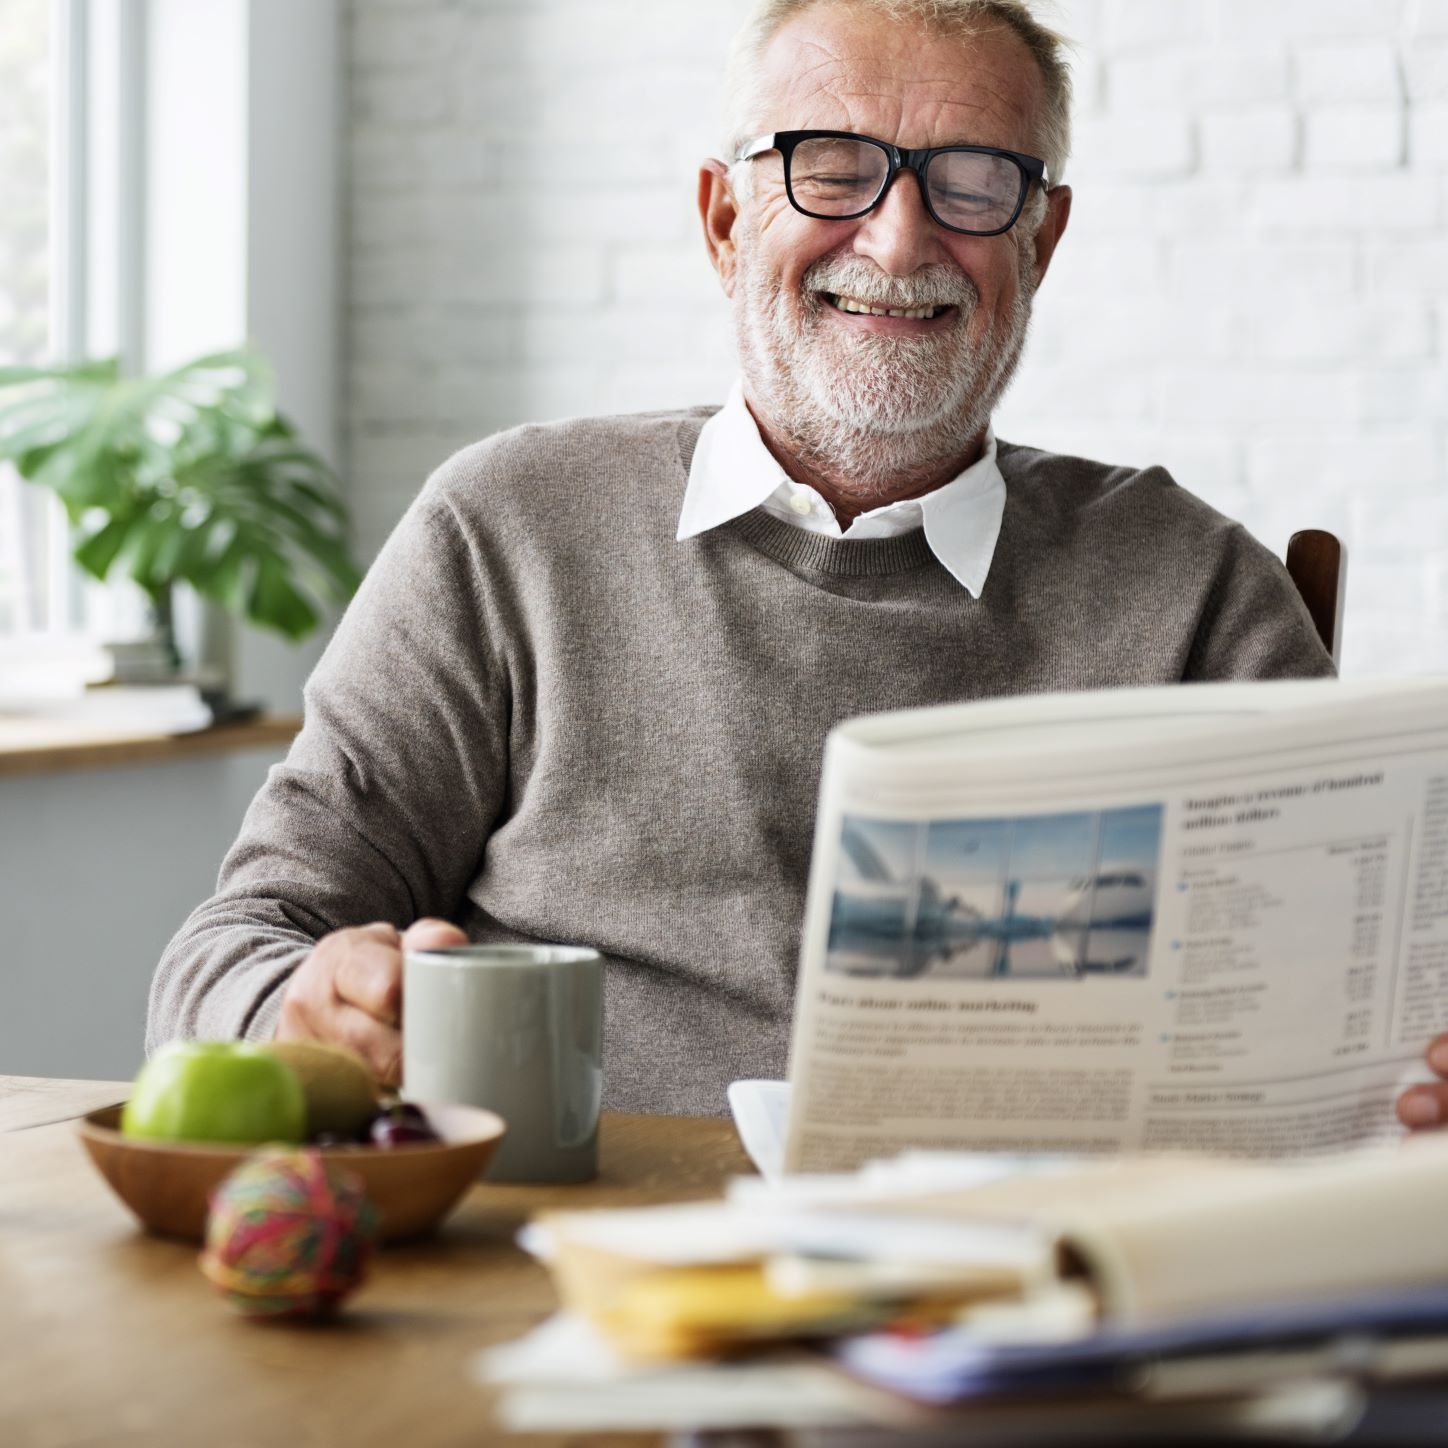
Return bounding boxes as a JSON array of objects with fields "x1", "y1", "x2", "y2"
[
  {"x1": 673, "y1": 411, "x2": 938, "y2": 578},
  {"x1": 728, "y1": 508, "x2": 935, "y2": 575}
]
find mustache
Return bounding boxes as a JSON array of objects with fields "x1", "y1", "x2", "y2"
[{"x1": 799, "y1": 257, "x2": 979, "y2": 311}]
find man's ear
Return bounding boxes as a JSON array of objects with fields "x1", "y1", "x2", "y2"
[
  {"x1": 699, "y1": 158, "x2": 741, "y2": 298},
  {"x1": 1029, "y1": 183, "x2": 1072, "y2": 289}
]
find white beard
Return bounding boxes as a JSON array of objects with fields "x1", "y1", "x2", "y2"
[{"x1": 732, "y1": 241, "x2": 1036, "y2": 497}]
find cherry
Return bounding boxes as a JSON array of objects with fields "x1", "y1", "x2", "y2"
[{"x1": 367, "y1": 1104, "x2": 440, "y2": 1148}]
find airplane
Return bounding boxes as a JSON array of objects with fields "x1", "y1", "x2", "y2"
[
  {"x1": 1056, "y1": 865, "x2": 1156, "y2": 930},
  {"x1": 1051, "y1": 864, "x2": 1156, "y2": 974},
  {"x1": 828, "y1": 824, "x2": 978, "y2": 947}
]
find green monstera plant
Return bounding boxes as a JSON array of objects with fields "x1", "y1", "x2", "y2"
[{"x1": 0, "y1": 346, "x2": 361, "y2": 663}]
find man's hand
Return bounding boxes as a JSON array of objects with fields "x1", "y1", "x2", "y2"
[
  {"x1": 1396, "y1": 1034, "x2": 1448, "y2": 1130},
  {"x1": 275, "y1": 918, "x2": 468, "y2": 1085}
]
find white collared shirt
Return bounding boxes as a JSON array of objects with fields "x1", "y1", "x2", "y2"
[{"x1": 676, "y1": 380, "x2": 1007, "y2": 597}]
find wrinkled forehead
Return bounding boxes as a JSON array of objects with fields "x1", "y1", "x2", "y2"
[{"x1": 751, "y1": 5, "x2": 1045, "y2": 155}]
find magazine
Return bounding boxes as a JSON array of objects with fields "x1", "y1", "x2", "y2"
[{"x1": 784, "y1": 677, "x2": 1448, "y2": 1173}]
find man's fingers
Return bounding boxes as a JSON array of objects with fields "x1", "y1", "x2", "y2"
[
  {"x1": 1426, "y1": 1034, "x2": 1448, "y2": 1079},
  {"x1": 333, "y1": 933, "x2": 405, "y2": 1026},
  {"x1": 1398, "y1": 1083, "x2": 1448, "y2": 1130},
  {"x1": 276, "y1": 924, "x2": 408, "y2": 1084},
  {"x1": 353, "y1": 922, "x2": 401, "y2": 946},
  {"x1": 402, "y1": 917, "x2": 469, "y2": 952},
  {"x1": 1397, "y1": 1038, "x2": 1448, "y2": 1130},
  {"x1": 326, "y1": 1005, "x2": 404, "y2": 1086},
  {"x1": 277, "y1": 919, "x2": 463, "y2": 1086}
]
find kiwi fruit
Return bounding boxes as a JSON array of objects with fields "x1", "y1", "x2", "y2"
[{"x1": 260, "y1": 1040, "x2": 381, "y2": 1138}]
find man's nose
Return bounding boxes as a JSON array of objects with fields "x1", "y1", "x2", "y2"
[{"x1": 850, "y1": 166, "x2": 949, "y2": 275}]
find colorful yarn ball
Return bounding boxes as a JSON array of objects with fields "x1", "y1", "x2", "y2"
[{"x1": 199, "y1": 1147, "x2": 379, "y2": 1320}]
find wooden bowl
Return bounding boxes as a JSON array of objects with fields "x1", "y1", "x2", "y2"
[{"x1": 76, "y1": 1101, "x2": 506, "y2": 1244}]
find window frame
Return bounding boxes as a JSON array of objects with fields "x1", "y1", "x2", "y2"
[{"x1": 0, "y1": 0, "x2": 149, "y2": 674}]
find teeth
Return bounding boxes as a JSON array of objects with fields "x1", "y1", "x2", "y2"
[{"x1": 829, "y1": 295, "x2": 945, "y2": 320}]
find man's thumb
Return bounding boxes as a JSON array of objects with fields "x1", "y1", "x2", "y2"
[{"x1": 401, "y1": 917, "x2": 469, "y2": 951}]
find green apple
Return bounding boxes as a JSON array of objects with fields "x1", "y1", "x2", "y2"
[{"x1": 121, "y1": 1041, "x2": 307, "y2": 1145}]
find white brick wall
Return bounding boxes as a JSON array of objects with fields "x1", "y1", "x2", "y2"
[{"x1": 344, "y1": 0, "x2": 1448, "y2": 677}]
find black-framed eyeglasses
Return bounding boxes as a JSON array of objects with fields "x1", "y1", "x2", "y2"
[{"x1": 734, "y1": 129, "x2": 1048, "y2": 237}]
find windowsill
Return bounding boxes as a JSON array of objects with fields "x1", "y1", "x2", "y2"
[{"x1": 0, "y1": 714, "x2": 302, "y2": 778}]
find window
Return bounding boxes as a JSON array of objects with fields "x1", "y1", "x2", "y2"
[
  {"x1": 0, "y1": 1, "x2": 147, "y2": 678},
  {"x1": 0, "y1": 0, "x2": 58, "y2": 641}
]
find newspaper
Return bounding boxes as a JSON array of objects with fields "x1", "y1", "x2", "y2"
[{"x1": 784, "y1": 677, "x2": 1448, "y2": 1173}]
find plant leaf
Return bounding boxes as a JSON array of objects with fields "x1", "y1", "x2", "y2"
[
  {"x1": 0, "y1": 344, "x2": 361, "y2": 643},
  {"x1": 0, "y1": 388, "x2": 105, "y2": 467},
  {"x1": 0, "y1": 358, "x2": 119, "y2": 388},
  {"x1": 195, "y1": 535, "x2": 253, "y2": 614},
  {"x1": 248, "y1": 554, "x2": 319, "y2": 641},
  {"x1": 72, "y1": 514, "x2": 135, "y2": 580}
]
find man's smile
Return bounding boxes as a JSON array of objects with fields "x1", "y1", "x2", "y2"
[{"x1": 819, "y1": 291, "x2": 958, "y2": 333}]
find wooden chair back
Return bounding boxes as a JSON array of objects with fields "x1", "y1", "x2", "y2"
[{"x1": 1285, "y1": 529, "x2": 1346, "y2": 665}]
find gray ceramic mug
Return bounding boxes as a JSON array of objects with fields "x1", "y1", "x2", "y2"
[{"x1": 402, "y1": 944, "x2": 603, "y2": 1183}]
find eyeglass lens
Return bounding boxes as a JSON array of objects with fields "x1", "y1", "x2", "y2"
[{"x1": 787, "y1": 136, "x2": 1024, "y2": 233}]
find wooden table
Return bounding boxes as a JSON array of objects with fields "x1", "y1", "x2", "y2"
[{"x1": 0, "y1": 1076, "x2": 752, "y2": 1448}]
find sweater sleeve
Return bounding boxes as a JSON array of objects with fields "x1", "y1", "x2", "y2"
[
  {"x1": 145, "y1": 488, "x2": 509, "y2": 1054},
  {"x1": 1184, "y1": 523, "x2": 1337, "y2": 682}
]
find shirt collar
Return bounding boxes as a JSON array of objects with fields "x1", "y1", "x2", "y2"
[{"x1": 676, "y1": 379, "x2": 1007, "y2": 599}]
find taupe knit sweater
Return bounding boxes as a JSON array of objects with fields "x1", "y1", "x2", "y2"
[{"x1": 147, "y1": 408, "x2": 1334, "y2": 1114}]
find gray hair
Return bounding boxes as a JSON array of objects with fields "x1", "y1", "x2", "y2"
[{"x1": 722, "y1": 0, "x2": 1074, "y2": 190}]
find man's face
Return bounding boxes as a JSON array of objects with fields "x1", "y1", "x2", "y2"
[{"x1": 712, "y1": 5, "x2": 1068, "y2": 489}]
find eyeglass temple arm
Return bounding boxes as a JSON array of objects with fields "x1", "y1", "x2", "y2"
[{"x1": 735, "y1": 134, "x2": 778, "y2": 163}]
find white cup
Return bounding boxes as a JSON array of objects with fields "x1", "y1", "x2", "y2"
[{"x1": 402, "y1": 944, "x2": 603, "y2": 1183}]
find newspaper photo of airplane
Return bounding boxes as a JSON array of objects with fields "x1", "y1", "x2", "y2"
[{"x1": 826, "y1": 807, "x2": 1164, "y2": 981}]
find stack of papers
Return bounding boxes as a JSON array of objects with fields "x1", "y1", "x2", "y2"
[
  {"x1": 482, "y1": 1138, "x2": 1448, "y2": 1438},
  {"x1": 727, "y1": 1078, "x2": 791, "y2": 1182},
  {"x1": 0, "y1": 683, "x2": 212, "y2": 739}
]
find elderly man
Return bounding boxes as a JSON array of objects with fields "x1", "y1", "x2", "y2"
[{"x1": 149, "y1": 0, "x2": 1401, "y2": 1122}]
